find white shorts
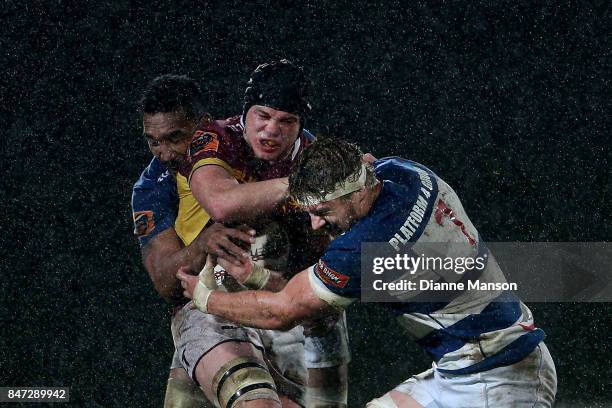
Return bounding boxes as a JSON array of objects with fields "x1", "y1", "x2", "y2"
[
  {"x1": 258, "y1": 327, "x2": 308, "y2": 404},
  {"x1": 171, "y1": 303, "x2": 350, "y2": 405},
  {"x1": 169, "y1": 317, "x2": 350, "y2": 371},
  {"x1": 171, "y1": 304, "x2": 265, "y2": 379},
  {"x1": 170, "y1": 348, "x2": 182, "y2": 370},
  {"x1": 304, "y1": 312, "x2": 351, "y2": 368},
  {"x1": 380, "y1": 343, "x2": 557, "y2": 408},
  {"x1": 171, "y1": 303, "x2": 307, "y2": 405}
]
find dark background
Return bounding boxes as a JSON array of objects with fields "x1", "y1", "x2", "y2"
[{"x1": 1, "y1": 0, "x2": 610, "y2": 406}]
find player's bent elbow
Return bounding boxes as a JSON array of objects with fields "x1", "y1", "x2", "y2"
[
  {"x1": 149, "y1": 269, "x2": 183, "y2": 305},
  {"x1": 141, "y1": 238, "x2": 186, "y2": 305},
  {"x1": 267, "y1": 306, "x2": 303, "y2": 331},
  {"x1": 206, "y1": 201, "x2": 235, "y2": 223},
  {"x1": 153, "y1": 281, "x2": 183, "y2": 305}
]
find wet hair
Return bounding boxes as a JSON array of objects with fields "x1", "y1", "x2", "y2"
[
  {"x1": 139, "y1": 74, "x2": 206, "y2": 121},
  {"x1": 242, "y1": 59, "x2": 312, "y2": 121},
  {"x1": 289, "y1": 138, "x2": 376, "y2": 204}
]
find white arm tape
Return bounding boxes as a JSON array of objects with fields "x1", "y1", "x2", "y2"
[
  {"x1": 193, "y1": 280, "x2": 213, "y2": 313},
  {"x1": 243, "y1": 263, "x2": 271, "y2": 289},
  {"x1": 307, "y1": 266, "x2": 355, "y2": 310},
  {"x1": 193, "y1": 256, "x2": 217, "y2": 313}
]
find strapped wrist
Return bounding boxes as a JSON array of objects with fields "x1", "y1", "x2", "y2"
[
  {"x1": 193, "y1": 280, "x2": 213, "y2": 312},
  {"x1": 193, "y1": 255, "x2": 217, "y2": 312},
  {"x1": 243, "y1": 263, "x2": 271, "y2": 289}
]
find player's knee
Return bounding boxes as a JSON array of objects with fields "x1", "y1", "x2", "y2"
[
  {"x1": 305, "y1": 385, "x2": 347, "y2": 408},
  {"x1": 164, "y1": 375, "x2": 213, "y2": 408},
  {"x1": 306, "y1": 365, "x2": 347, "y2": 408},
  {"x1": 366, "y1": 393, "x2": 399, "y2": 408},
  {"x1": 211, "y1": 356, "x2": 280, "y2": 408},
  {"x1": 367, "y1": 392, "x2": 426, "y2": 408},
  {"x1": 169, "y1": 367, "x2": 193, "y2": 383}
]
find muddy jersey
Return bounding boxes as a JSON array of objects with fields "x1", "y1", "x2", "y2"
[{"x1": 308, "y1": 157, "x2": 545, "y2": 375}]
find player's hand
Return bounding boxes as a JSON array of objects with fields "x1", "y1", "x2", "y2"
[
  {"x1": 217, "y1": 256, "x2": 254, "y2": 285},
  {"x1": 178, "y1": 255, "x2": 218, "y2": 312},
  {"x1": 177, "y1": 266, "x2": 199, "y2": 300},
  {"x1": 199, "y1": 223, "x2": 256, "y2": 265}
]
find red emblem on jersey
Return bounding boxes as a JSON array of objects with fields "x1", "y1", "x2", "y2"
[
  {"x1": 133, "y1": 210, "x2": 154, "y2": 237},
  {"x1": 314, "y1": 259, "x2": 350, "y2": 288},
  {"x1": 189, "y1": 131, "x2": 219, "y2": 157}
]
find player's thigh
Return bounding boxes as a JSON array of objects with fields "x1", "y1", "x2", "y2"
[
  {"x1": 259, "y1": 327, "x2": 307, "y2": 407},
  {"x1": 171, "y1": 304, "x2": 263, "y2": 379},
  {"x1": 307, "y1": 364, "x2": 347, "y2": 389},
  {"x1": 172, "y1": 306, "x2": 279, "y2": 404},
  {"x1": 303, "y1": 312, "x2": 350, "y2": 407},
  {"x1": 169, "y1": 367, "x2": 192, "y2": 382}
]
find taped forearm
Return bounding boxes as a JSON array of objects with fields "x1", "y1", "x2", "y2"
[
  {"x1": 242, "y1": 264, "x2": 289, "y2": 293},
  {"x1": 192, "y1": 279, "x2": 213, "y2": 313},
  {"x1": 192, "y1": 256, "x2": 219, "y2": 313}
]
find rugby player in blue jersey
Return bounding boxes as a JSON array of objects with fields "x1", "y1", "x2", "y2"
[{"x1": 178, "y1": 139, "x2": 557, "y2": 407}]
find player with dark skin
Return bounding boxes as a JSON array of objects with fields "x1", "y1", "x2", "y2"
[
  {"x1": 134, "y1": 75, "x2": 291, "y2": 408},
  {"x1": 141, "y1": 110, "x2": 253, "y2": 302}
]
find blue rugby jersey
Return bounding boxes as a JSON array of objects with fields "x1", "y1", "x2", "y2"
[
  {"x1": 309, "y1": 157, "x2": 544, "y2": 374},
  {"x1": 131, "y1": 157, "x2": 178, "y2": 248}
]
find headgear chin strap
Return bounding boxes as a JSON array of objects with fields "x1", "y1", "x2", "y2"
[{"x1": 297, "y1": 163, "x2": 367, "y2": 207}]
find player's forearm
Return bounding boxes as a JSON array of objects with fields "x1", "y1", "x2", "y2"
[
  {"x1": 149, "y1": 247, "x2": 207, "y2": 304},
  {"x1": 195, "y1": 178, "x2": 288, "y2": 223},
  {"x1": 184, "y1": 269, "x2": 327, "y2": 329},
  {"x1": 144, "y1": 232, "x2": 208, "y2": 304},
  {"x1": 207, "y1": 290, "x2": 298, "y2": 330},
  {"x1": 225, "y1": 262, "x2": 287, "y2": 292},
  {"x1": 156, "y1": 245, "x2": 207, "y2": 281},
  {"x1": 148, "y1": 260, "x2": 184, "y2": 304},
  {"x1": 262, "y1": 271, "x2": 288, "y2": 292}
]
